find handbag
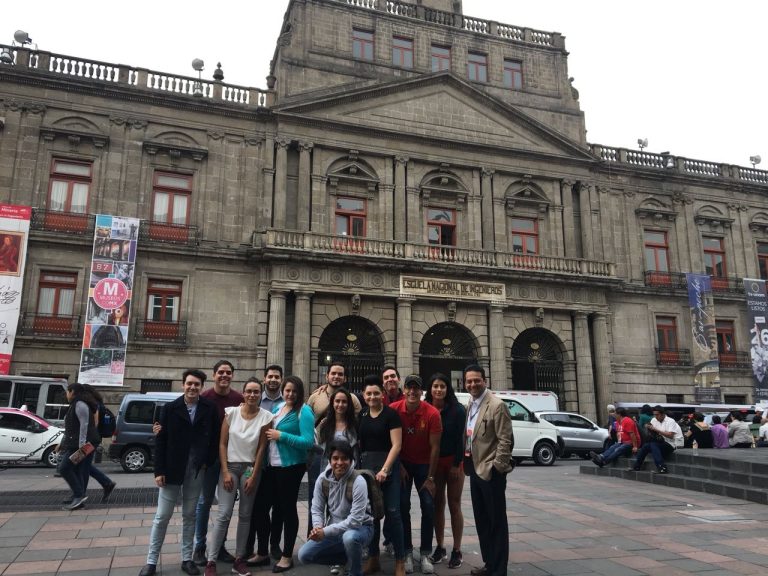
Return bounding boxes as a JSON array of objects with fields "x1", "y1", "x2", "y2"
[{"x1": 359, "y1": 450, "x2": 389, "y2": 473}]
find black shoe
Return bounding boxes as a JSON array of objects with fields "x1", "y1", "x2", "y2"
[
  {"x1": 272, "y1": 561, "x2": 294, "y2": 573},
  {"x1": 589, "y1": 451, "x2": 604, "y2": 468},
  {"x1": 428, "y1": 546, "x2": 447, "y2": 564},
  {"x1": 102, "y1": 481, "x2": 117, "y2": 502},
  {"x1": 656, "y1": 466, "x2": 668, "y2": 474},
  {"x1": 216, "y1": 547, "x2": 235, "y2": 563},
  {"x1": 470, "y1": 566, "x2": 488, "y2": 576},
  {"x1": 182, "y1": 560, "x2": 202, "y2": 575},
  {"x1": 138, "y1": 564, "x2": 157, "y2": 576},
  {"x1": 270, "y1": 545, "x2": 283, "y2": 561},
  {"x1": 65, "y1": 496, "x2": 88, "y2": 511},
  {"x1": 193, "y1": 546, "x2": 207, "y2": 566}
]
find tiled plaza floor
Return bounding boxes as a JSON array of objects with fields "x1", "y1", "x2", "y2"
[{"x1": 0, "y1": 458, "x2": 766, "y2": 575}]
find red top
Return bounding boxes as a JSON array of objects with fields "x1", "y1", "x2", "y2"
[
  {"x1": 201, "y1": 387, "x2": 244, "y2": 428},
  {"x1": 390, "y1": 399, "x2": 442, "y2": 464},
  {"x1": 617, "y1": 416, "x2": 640, "y2": 446}
]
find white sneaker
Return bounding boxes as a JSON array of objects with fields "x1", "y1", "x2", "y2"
[
  {"x1": 330, "y1": 566, "x2": 341, "y2": 575},
  {"x1": 404, "y1": 556, "x2": 413, "y2": 574},
  {"x1": 421, "y1": 556, "x2": 434, "y2": 574}
]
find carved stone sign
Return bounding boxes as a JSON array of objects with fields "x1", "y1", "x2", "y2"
[{"x1": 400, "y1": 276, "x2": 506, "y2": 302}]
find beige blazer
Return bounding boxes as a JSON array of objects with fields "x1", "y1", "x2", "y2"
[{"x1": 467, "y1": 391, "x2": 514, "y2": 481}]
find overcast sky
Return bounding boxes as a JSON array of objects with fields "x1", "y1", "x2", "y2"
[{"x1": 3, "y1": 1, "x2": 765, "y2": 168}]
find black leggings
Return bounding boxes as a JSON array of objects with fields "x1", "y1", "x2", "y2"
[{"x1": 263, "y1": 464, "x2": 306, "y2": 559}]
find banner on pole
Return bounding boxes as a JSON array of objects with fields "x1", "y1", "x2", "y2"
[
  {"x1": 0, "y1": 204, "x2": 32, "y2": 375},
  {"x1": 744, "y1": 278, "x2": 768, "y2": 401},
  {"x1": 686, "y1": 273, "x2": 720, "y2": 402},
  {"x1": 77, "y1": 215, "x2": 139, "y2": 386}
]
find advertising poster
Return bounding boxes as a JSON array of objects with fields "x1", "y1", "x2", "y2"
[
  {"x1": 686, "y1": 273, "x2": 721, "y2": 402},
  {"x1": 77, "y1": 215, "x2": 139, "y2": 386},
  {"x1": 0, "y1": 204, "x2": 32, "y2": 375},
  {"x1": 744, "y1": 278, "x2": 768, "y2": 401}
]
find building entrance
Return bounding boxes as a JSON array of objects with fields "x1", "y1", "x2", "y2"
[
  {"x1": 318, "y1": 316, "x2": 384, "y2": 392},
  {"x1": 418, "y1": 322, "x2": 478, "y2": 391},
  {"x1": 511, "y1": 328, "x2": 564, "y2": 396}
]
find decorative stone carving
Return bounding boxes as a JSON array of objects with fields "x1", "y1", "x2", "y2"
[
  {"x1": 351, "y1": 294, "x2": 361, "y2": 315},
  {"x1": 671, "y1": 191, "x2": 693, "y2": 205},
  {"x1": 287, "y1": 268, "x2": 300, "y2": 280},
  {"x1": 534, "y1": 307, "x2": 544, "y2": 327},
  {"x1": 351, "y1": 272, "x2": 363, "y2": 286},
  {"x1": 330, "y1": 271, "x2": 343, "y2": 284},
  {"x1": 142, "y1": 140, "x2": 207, "y2": 162},
  {"x1": 371, "y1": 274, "x2": 384, "y2": 288},
  {"x1": 447, "y1": 301, "x2": 457, "y2": 322},
  {"x1": 310, "y1": 269, "x2": 322, "y2": 283},
  {"x1": 40, "y1": 127, "x2": 108, "y2": 149},
  {"x1": 536, "y1": 287, "x2": 547, "y2": 299},
  {"x1": 207, "y1": 131, "x2": 224, "y2": 141},
  {"x1": 275, "y1": 137, "x2": 291, "y2": 149}
]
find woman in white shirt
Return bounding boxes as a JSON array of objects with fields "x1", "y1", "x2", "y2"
[{"x1": 206, "y1": 379, "x2": 274, "y2": 576}]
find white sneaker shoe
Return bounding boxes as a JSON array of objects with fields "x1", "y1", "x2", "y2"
[
  {"x1": 330, "y1": 566, "x2": 341, "y2": 575},
  {"x1": 404, "y1": 556, "x2": 413, "y2": 574},
  {"x1": 421, "y1": 556, "x2": 434, "y2": 574}
]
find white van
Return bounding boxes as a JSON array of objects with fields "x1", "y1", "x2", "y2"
[
  {"x1": 0, "y1": 376, "x2": 69, "y2": 426},
  {"x1": 456, "y1": 391, "x2": 561, "y2": 465},
  {"x1": 495, "y1": 390, "x2": 559, "y2": 412}
]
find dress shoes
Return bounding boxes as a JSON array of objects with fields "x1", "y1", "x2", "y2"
[
  {"x1": 138, "y1": 564, "x2": 157, "y2": 576},
  {"x1": 182, "y1": 559, "x2": 202, "y2": 575},
  {"x1": 470, "y1": 566, "x2": 488, "y2": 576},
  {"x1": 272, "y1": 560, "x2": 294, "y2": 573}
]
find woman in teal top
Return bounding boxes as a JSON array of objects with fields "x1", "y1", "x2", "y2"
[{"x1": 263, "y1": 376, "x2": 315, "y2": 572}]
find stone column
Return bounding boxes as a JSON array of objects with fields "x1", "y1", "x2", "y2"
[
  {"x1": 573, "y1": 311, "x2": 597, "y2": 422},
  {"x1": 488, "y1": 304, "x2": 507, "y2": 389},
  {"x1": 397, "y1": 297, "x2": 415, "y2": 376},
  {"x1": 297, "y1": 141, "x2": 313, "y2": 231},
  {"x1": 592, "y1": 312, "x2": 612, "y2": 423},
  {"x1": 493, "y1": 197, "x2": 507, "y2": 252},
  {"x1": 272, "y1": 138, "x2": 290, "y2": 229},
  {"x1": 310, "y1": 174, "x2": 327, "y2": 232},
  {"x1": 481, "y1": 168, "x2": 495, "y2": 250},
  {"x1": 561, "y1": 180, "x2": 576, "y2": 258},
  {"x1": 579, "y1": 183, "x2": 594, "y2": 259},
  {"x1": 292, "y1": 291, "x2": 313, "y2": 385},
  {"x1": 266, "y1": 289, "x2": 288, "y2": 367},
  {"x1": 394, "y1": 156, "x2": 409, "y2": 242}
]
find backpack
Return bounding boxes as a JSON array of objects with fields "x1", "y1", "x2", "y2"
[
  {"x1": 321, "y1": 469, "x2": 385, "y2": 520},
  {"x1": 98, "y1": 404, "x2": 116, "y2": 438}
]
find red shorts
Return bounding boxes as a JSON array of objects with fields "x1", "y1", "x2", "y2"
[{"x1": 436, "y1": 455, "x2": 463, "y2": 476}]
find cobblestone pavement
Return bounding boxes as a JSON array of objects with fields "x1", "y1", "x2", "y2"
[{"x1": 0, "y1": 459, "x2": 766, "y2": 575}]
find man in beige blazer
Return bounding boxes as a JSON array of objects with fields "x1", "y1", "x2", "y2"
[{"x1": 463, "y1": 364, "x2": 513, "y2": 576}]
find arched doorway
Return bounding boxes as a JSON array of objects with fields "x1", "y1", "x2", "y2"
[
  {"x1": 511, "y1": 328, "x2": 564, "y2": 396},
  {"x1": 418, "y1": 322, "x2": 478, "y2": 390},
  {"x1": 318, "y1": 316, "x2": 384, "y2": 393}
]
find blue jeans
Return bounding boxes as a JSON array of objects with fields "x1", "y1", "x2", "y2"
[
  {"x1": 633, "y1": 441, "x2": 674, "y2": 469},
  {"x1": 208, "y1": 462, "x2": 258, "y2": 561},
  {"x1": 599, "y1": 442, "x2": 631, "y2": 464},
  {"x1": 369, "y1": 460, "x2": 405, "y2": 560},
  {"x1": 147, "y1": 467, "x2": 204, "y2": 565},
  {"x1": 194, "y1": 460, "x2": 221, "y2": 552},
  {"x1": 299, "y1": 524, "x2": 373, "y2": 576},
  {"x1": 400, "y1": 461, "x2": 434, "y2": 554},
  {"x1": 59, "y1": 449, "x2": 94, "y2": 499}
]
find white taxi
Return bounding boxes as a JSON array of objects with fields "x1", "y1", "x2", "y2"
[{"x1": 0, "y1": 408, "x2": 63, "y2": 467}]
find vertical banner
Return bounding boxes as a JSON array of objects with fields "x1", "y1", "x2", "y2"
[
  {"x1": 686, "y1": 273, "x2": 721, "y2": 402},
  {"x1": 744, "y1": 278, "x2": 768, "y2": 401},
  {"x1": 0, "y1": 204, "x2": 32, "y2": 375},
  {"x1": 78, "y1": 215, "x2": 139, "y2": 386}
]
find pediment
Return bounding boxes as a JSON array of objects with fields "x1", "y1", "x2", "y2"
[{"x1": 276, "y1": 74, "x2": 593, "y2": 160}]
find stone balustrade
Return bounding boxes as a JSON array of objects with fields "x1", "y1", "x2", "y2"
[
  {"x1": 590, "y1": 144, "x2": 768, "y2": 187},
  {"x1": 344, "y1": 0, "x2": 563, "y2": 49},
  {"x1": 0, "y1": 44, "x2": 272, "y2": 108},
  {"x1": 259, "y1": 229, "x2": 615, "y2": 278}
]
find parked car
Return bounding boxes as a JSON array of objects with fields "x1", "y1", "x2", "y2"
[
  {"x1": 456, "y1": 392, "x2": 561, "y2": 465},
  {"x1": 0, "y1": 407, "x2": 63, "y2": 467},
  {"x1": 0, "y1": 375, "x2": 69, "y2": 426},
  {"x1": 109, "y1": 392, "x2": 181, "y2": 473},
  {"x1": 536, "y1": 411, "x2": 610, "y2": 459}
]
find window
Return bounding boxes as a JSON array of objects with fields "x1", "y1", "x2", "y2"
[
  {"x1": 503, "y1": 59, "x2": 523, "y2": 90},
  {"x1": 431, "y1": 45, "x2": 450, "y2": 72},
  {"x1": 427, "y1": 208, "x2": 456, "y2": 246},
  {"x1": 716, "y1": 320, "x2": 736, "y2": 366},
  {"x1": 352, "y1": 29, "x2": 374, "y2": 61},
  {"x1": 141, "y1": 379, "x2": 172, "y2": 393},
  {"x1": 758, "y1": 243, "x2": 768, "y2": 280},
  {"x1": 335, "y1": 197, "x2": 366, "y2": 237},
  {"x1": 467, "y1": 52, "x2": 487, "y2": 82},
  {"x1": 703, "y1": 236, "x2": 726, "y2": 277},
  {"x1": 146, "y1": 280, "x2": 181, "y2": 322},
  {"x1": 152, "y1": 172, "x2": 191, "y2": 226},
  {"x1": 48, "y1": 159, "x2": 91, "y2": 213},
  {"x1": 37, "y1": 272, "x2": 76, "y2": 317},
  {"x1": 510, "y1": 218, "x2": 538, "y2": 254},
  {"x1": 644, "y1": 231, "x2": 669, "y2": 271},
  {"x1": 656, "y1": 316, "x2": 678, "y2": 350},
  {"x1": 665, "y1": 394, "x2": 685, "y2": 404},
  {"x1": 392, "y1": 37, "x2": 413, "y2": 68}
]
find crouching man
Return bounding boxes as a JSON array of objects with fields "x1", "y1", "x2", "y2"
[{"x1": 298, "y1": 440, "x2": 373, "y2": 576}]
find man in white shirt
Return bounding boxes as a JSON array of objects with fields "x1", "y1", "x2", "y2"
[{"x1": 629, "y1": 405, "x2": 683, "y2": 474}]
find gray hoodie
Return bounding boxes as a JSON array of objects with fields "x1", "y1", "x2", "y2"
[{"x1": 311, "y1": 461, "x2": 373, "y2": 538}]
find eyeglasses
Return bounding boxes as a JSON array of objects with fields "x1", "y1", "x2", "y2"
[{"x1": 243, "y1": 390, "x2": 261, "y2": 395}]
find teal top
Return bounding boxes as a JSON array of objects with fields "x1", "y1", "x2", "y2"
[{"x1": 270, "y1": 403, "x2": 315, "y2": 467}]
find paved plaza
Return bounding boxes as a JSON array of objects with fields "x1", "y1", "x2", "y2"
[{"x1": 0, "y1": 459, "x2": 766, "y2": 575}]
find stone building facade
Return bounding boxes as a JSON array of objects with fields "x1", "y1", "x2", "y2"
[{"x1": 0, "y1": 0, "x2": 765, "y2": 421}]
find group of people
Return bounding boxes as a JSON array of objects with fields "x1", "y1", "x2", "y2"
[
  {"x1": 133, "y1": 360, "x2": 513, "y2": 576},
  {"x1": 590, "y1": 403, "x2": 768, "y2": 474}
]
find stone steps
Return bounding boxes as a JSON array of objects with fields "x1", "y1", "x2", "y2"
[{"x1": 579, "y1": 449, "x2": 768, "y2": 504}]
